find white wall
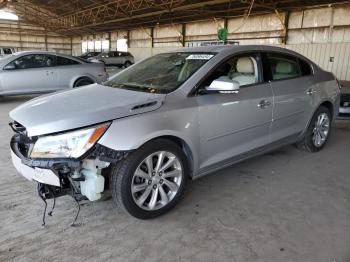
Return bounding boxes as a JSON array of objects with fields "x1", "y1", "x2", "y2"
[{"x1": 286, "y1": 43, "x2": 350, "y2": 80}]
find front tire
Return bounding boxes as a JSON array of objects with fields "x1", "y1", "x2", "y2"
[
  {"x1": 110, "y1": 139, "x2": 188, "y2": 219},
  {"x1": 297, "y1": 106, "x2": 331, "y2": 152}
]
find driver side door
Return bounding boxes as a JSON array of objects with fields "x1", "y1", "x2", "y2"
[
  {"x1": 1, "y1": 54, "x2": 58, "y2": 94},
  {"x1": 194, "y1": 52, "x2": 273, "y2": 174}
]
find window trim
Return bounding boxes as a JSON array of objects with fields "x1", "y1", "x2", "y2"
[{"x1": 189, "y1": 50, "x2": 264, "y2": 97}]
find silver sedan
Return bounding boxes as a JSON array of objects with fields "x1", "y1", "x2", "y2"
[
  {"x1": 10, "y1": 45, "x2": 340, "y2": 220},
  {"x1": 0, "y1": 51, "x2": 108, "y2": 96}
]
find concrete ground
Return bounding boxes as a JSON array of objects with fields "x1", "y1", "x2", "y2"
[{"x1": 0, "y1": 96, "x2": 350, "y2": 262}]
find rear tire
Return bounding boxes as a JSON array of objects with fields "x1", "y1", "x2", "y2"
[
  {"x1": 297, "y1": 106, "x2": 331, "y2": 152},
  {"x1": 110, "y1": 139, "x2": 188, "y2": 219},
  {"x1": 73, "y1": 77, "x2": 94, "y2": 87},
  {"x1": 124, "y1": 61, "x2": 132, "y2": 68}
]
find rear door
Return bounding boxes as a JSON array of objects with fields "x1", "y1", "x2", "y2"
[
  {"x1": 262, "y1": 52, "x2": 315, "y2": 142},
  {"x1": 194, "y1": 52, "x2": 273, "y2": 172},
  {"x1": 1, "y1": 54, "x2": 58, "y2": 94}
]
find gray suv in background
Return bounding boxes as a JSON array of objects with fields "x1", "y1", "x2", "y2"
[
  {"x1": 0, "y1": 51, "x2": 108, "y2": 96},
  {"x1": 9, "y1": 45, "x2": 340, "y2": 220},
  {"x1": 92, "y1": 51, "x2": 134, "y2": 67}
]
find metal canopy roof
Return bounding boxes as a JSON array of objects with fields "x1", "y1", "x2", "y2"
[{"x1": 1, "y1": 0, "x2": 348, "y2": 36}]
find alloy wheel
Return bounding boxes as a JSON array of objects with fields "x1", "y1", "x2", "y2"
[
  {"x1": 312, "y1": 113, "x2": 330, "y2": 147},
  {"x1": 131, "y1": 151, "x2": 183, "y2": 211}
]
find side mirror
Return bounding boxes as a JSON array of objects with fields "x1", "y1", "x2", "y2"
[
  {"x1": 206, "y1": 79, "x2": 240, "y2": 92},
  {"x1": 3, "y1": 63, "x2": 16, "y2": 70}
]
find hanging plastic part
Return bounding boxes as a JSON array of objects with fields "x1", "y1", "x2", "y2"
[{"x1": 37, "y1": 183, "x2": 47, "y2": 226}]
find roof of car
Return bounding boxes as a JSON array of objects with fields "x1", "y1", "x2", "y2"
[
  {"x1": 171, "y1": 44, "x2": 297, "y2": 54},
  {"x1": 12, "y1": 50, "x2": 65, "y2": 56},
  {"x1": 168, "y1": 44, "x2": 314, "y2": 64}
]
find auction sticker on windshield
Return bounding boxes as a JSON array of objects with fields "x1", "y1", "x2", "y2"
[{"x1": 186, "y1": 54, "x2": 214, "y2": 60}]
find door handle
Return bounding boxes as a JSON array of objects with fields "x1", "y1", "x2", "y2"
[
  {"x1": 306, "y1": 88, "x2": 316, "y2": 95},
  {"x1": 257, "y1": 100, "x2": 271, "y2": 109}
]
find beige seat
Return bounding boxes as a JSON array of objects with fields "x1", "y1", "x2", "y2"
[
  {"x1": 273, "y1": 61, "x2": 298, "y2": 80},
  {"x1": 230, "y1": 57, "x2": 257, "y2": 86}
]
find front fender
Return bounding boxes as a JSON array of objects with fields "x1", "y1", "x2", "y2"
[{"x1": 98, "y1": 107, "x2": 200, "y2": 174}]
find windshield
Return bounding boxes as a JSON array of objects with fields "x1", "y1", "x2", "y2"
[{"x1": 103, "y1": 52, "x2": 215, "y2": 94}]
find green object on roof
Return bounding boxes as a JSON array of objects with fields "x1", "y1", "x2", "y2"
[{"x1": 218, "y1": 28, "x2": 228, "y2": 41}]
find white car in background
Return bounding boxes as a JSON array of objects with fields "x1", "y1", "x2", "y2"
[{"x1": 0, "y1": 51, "x2": 108, "y2": 96}]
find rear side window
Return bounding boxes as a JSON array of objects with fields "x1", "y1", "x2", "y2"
[
  {"x1": 266, "y1": 53, "x2": 300, "y2": 81},
  {"x1": 56, "y1": 56, "x2": 80, "y2": 66},
  {"x1": 299, "y1": 59, "x2": 312, "y2": 76}
]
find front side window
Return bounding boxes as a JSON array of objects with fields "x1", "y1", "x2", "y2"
[
  {"x1": 7, "y1": 54, "x2": 55, "y2": 69},
  {"x1": 198, "y1": 54, "x2": 260, "y2": 90},
  {"x1": 56, "y1": 56, "x2": 80, "y2": 66},
  {"x1": 266, "y1": 53, "x2": 300, "y2": 81},
  {"x1": 104, "y1": 52, "x2": 215, "y2": 94}
]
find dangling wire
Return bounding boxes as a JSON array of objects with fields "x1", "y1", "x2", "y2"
[
  {"x1": 69, "y1": 183, "x2": 81, "y2": 227},
  {"x1": 37, "y1": 183, "x2": 47, "y2": 226},
  {"x1": 48, "y1": 188, "x2": 56, "y2": 217},
  {"x1": 71, "y1": 195, "x2": 81, "y2": 227}
]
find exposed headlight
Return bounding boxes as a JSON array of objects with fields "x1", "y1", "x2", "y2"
[{"x1": 30, "y1": 123, "x2": 110, "y2": 159}]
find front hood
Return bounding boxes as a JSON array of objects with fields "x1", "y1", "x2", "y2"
[{"x1": 10, "y1": 84, "x2": 165, "y2": 136}]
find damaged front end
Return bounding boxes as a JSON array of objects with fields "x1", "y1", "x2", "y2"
[{"x1": 10, "y1": 121, "x2": 129, "y2": 225}]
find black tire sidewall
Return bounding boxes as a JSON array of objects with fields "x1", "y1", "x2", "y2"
[
  {"x1": 112, "y1": 139, "x2": 189, "y2": 219},
  {"x1": 74, "y1": 78, "x2": 94, "y2": 87},
  {"x1": 303, "y1": 106, "x2": 331, "y2": 152}
]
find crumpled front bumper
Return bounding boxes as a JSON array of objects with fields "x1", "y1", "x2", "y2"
[
  {"x1": 10, "y1": 132, "x2": 128, "y2": 188},
  {"x1": 10, "y1": 142, "x2": 61, "y2": 187},
  {"x1": 11, "y1": 148, "x2": 61, "y2": 186}
]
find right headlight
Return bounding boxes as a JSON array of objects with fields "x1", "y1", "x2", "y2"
[{"x1": 30, "y1": 123, "x2": 110, "y2": 159}]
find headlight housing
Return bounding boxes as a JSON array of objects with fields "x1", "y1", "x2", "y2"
[{"x1": 30, "y1": 123, "x2": 110, "y2": 159}]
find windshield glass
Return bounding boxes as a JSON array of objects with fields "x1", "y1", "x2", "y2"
[{"x1": 103, "y1": 52, "x2": 215, "y2": 94}]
